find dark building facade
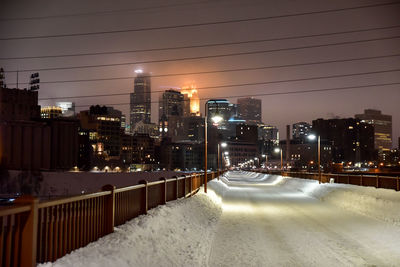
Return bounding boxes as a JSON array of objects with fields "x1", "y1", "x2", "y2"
[
  {"x1": 158, "y1": 90, "x2": 185, "y2": 141},
  {"x1": 292, "y1": 122, "x2": 312, "y2": 141},
  {"x1": 237, "y1": 97, "x2": 262, "y2": 124},
  {"x1": 78, "y1": 105, "x2": 122, "y2": 158},
  {"x1": 236, "y1": 123, "x2": 258, "y2": 144},
  {"x1": 0, "y1": 87, "x2": 40, "y2": 121},
  {"x1": 280, "y1": 139, "x2": 333, "y2": 170},
  {"x1": 312, "y1": 118, "x2": 375, "y2": 163},
  {"x1": 225, "y1": 141, "x2": 258, "y2": 167},
  {"x1": 0, "y1": 87, "x2": 78, "y2": 170}
]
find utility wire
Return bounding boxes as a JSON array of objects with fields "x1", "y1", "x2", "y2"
[
  {"x1": 1, "y1": 25, "x2": 399, "y2": 60},
  {"x1": 1, "y1": 1, "x2": 399, "y2": 41},
  {"x1": 38, "y1": 68, "x2": 400, "y2": 100},
  {"x1": 0, "y1": 0, "x2": 221, "y2": 21},
  {"x1": 8, "y1": 53, "x2": 400, "y2": 86},
  {"x1": 71, "y1": 81, "x2": 400, "y2": 108},
  {"x1": 4, "y1": 35, "x2": 400, "y2": 73}
]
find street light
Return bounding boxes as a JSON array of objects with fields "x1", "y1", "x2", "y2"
[
  {"x1": 217, "y1": 142, "x2": 227, "y2": 179},
  {"x1": 204, "y1": 100, "x2": 223, "y2": 193},
  {"x1": 308, "y1": 134, "x2": 321, "y2": 183},
  {"x1": 274, "y1": 147, "x2": 283, "y2": 170}
]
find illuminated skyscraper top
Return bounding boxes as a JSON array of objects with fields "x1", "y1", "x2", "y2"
[
  {"x1": 180, "y1": 84, "x2": 200, "y2": 116},
  {"x1": 130, "y1": 72, "x2": 151, "y2": 131}
]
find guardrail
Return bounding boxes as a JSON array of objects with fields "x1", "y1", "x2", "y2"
[
  {"x1": 258, "y1": 170, "x2": 400, "y2": 191},
  {"x1": 0, "y1": 171, "x2": 222, "y2": 267}
]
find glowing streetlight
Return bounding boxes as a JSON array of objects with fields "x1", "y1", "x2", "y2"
[
  {"x1": 217, "y1": 142, "x2": 228, "y2": 179},
  {"x1": 211, "y1": 115, "x2": 223, "y2": 124},
  {"x1": 274, "y1": 148, "x2": 283, "y2": 170},
  {"x1": 204, "y1": 100, "x2": 224, "y2": 192},
  {"x1": 308, "y1": 133, "x2": 321, "y2": 183}
]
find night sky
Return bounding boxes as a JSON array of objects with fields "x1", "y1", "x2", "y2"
[{"x1": 1, "y1": 0, "x2": 399, "y2": 147}]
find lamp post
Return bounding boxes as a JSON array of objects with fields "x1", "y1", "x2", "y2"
[
  {"x1": 274, "y1": 147, "x2": 283, "y2": 170},
  {"x1": 308, "y1": 134, "x2": 321, "y2": 183},
  {"x1": 204, "y1": 100, "x2": 223, "y2": 193},
  {"x1": 218, "y1": 142, "x2": 227, "y2": 179}
]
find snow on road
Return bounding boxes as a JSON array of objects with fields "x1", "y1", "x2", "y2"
[
  {"x1": 40, "y1": 171, "x2": 400, "y2": 267},
  {"x1": 209, "y1": 172, "x2": 400, "y2": 266}
]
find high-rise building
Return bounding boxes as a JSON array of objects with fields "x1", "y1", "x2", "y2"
[
  {"x1": 237, "y1": 97, "x2": 262, "y2": 124},
  {"x1": 159, "y1": 90, "x2": 185, "y2": 140},
  {"x1": 159, "y1": 90, "x2": 184, "y2": 120},
  {"x1": 312, "y1": 118, "x2": 375, "y2": 163},
  {"x1": 292, "y1": 122, "x2": 312, "y2": 141},
  {"x1": 130, "y1": 72, "x2": 151, "y2": 131},
  {"x1": 355, "y1": 109, "x2": 392, "y2": 152}
]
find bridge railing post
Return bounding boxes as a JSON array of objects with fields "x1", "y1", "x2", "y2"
[
  {"x1": 14, "y1": 196, "x2": 39, "y2": 267},
  {"x1": 101, "y1": 184, "x2": 115, "y2": 235}
]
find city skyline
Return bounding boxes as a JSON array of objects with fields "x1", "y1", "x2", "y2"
[{"x1": 1, "y1": 0, "x2": 399, "y2": 147}]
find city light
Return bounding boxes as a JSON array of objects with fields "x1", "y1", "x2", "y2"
[
  {"x1": 308, "y1": 134, "x2": 317, "y2": 140},
  {"x1": 211, "y1": 115, "x2": 223, "y2": 124}
]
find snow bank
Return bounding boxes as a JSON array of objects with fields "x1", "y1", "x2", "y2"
[
  {"x1": 38, "y1": 181, "x2": 223, "y2": 267},
  {"x1": 279, "y1": 177, "x2": 400, "y2": 226}
]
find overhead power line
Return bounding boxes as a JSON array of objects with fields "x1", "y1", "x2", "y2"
[
  {"x1": 0, "y1": 0, "x2": 220, "y2": 21},
  {"x1": 71, "y1": 81, "x2": 400, "y2": 108},
  {"x1": 7, "y1": 53, "x2": 400, "y2": 86},
  {"x1": 1, "y1": 2, "x2": 399, "y2": 41},
  {"x1": 1, "y1": 25, "x2": 399, "y2": 60},
  {"x1": 4, "y1": 35, "x2": 400, "y2": 73},
  {"x1": 38, "y1": 68, "x2": 400, "y2": 100}
]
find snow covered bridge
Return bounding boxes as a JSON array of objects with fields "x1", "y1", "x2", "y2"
[{"x1": 41, "y1": 171, "x2": 400, "y2": 266}]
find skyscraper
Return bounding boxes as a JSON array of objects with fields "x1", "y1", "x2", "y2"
[
  {"x1": 355, "y1": 109, "x2": 392, "y2": 152},
  {"x1": 130, "y1": 72, "x2": 151, "y2": 131},
  {"x1": 159, "y1": 90, "x2": 184, "y2": 121},
  {"x1": 237, "y1": 97, "x2": 262, "y2": 124},
  {"x1": 159, "y1": 90, "x2": 185, "y2": 140}
]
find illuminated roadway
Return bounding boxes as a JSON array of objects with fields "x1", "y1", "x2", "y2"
[{"x1": 208, "y1": 172, "x2": 400, "y2": 266}]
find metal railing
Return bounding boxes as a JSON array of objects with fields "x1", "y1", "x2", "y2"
[
  {"x1": 258, "y1": 170, "x2": 400, "y2": 191},
  {"x1": 0, "y1": 171, "x2": 222, "y2": 267}
]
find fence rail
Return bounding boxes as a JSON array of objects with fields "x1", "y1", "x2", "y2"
[
  {"x1": 0, "y1": 171, "x2": 222, "y2": 267},
  {"x1": 258, "y1": 170, "x2": 400, "y2": 191}
]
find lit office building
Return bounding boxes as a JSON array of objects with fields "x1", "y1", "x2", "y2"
[
  {"x1": 292, "y1": 122, "x2": 312, "y2": 141},
  {"x1": 355, "y1": 109, "x2": 392, "y2": 153},
  {"x1": 130, "y1": 71, "x2": 151, "y2": 131}
]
